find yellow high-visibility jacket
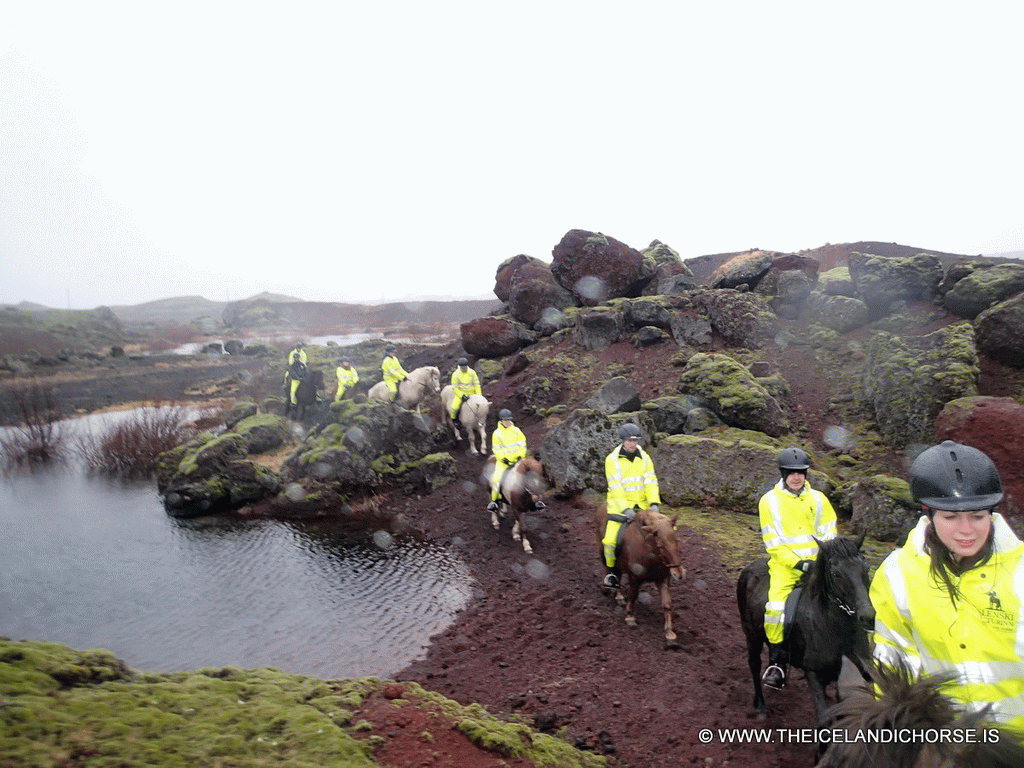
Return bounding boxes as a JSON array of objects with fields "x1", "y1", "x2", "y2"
[
  {"x1": 492, "y1": 423, "x2": 527, "y2": 467},
  {"x1": 288, "y1": 348, "x2": 307, "y2": 366},
  {"x1": 451, "y1": 368, "x2": 482, "y2": 399},
  {"x1": 871, "y1": 513, "x2": 1024, "y2": 730},
  {"x1": 335, "y1": 365, "x2": 359, "y2": 399},
  {"x1": 604, "y1": 445, "x2": 660, "y2": 513},
  {"x1": 381, "y1": 354, "x2": 408, "y2": 387},
  {"x1": 758, "y1": 481, "x2": 837, "y2": 568}
]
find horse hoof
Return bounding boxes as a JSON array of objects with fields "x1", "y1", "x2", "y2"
[
  {"x1": 664, "y1": 635, "x2": 679, "y2": 650},
  {"x1": 625, "y1": 617, "x2": 637, "y2": 628}
]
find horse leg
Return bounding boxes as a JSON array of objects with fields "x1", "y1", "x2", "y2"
[
  {"x1": 624, "y1": 578, "x2": 639, "y2": 627},
  {"x1": 806, "y1": 670, "x2": 830, "y2": 728},
  {"x1": 659, "y1": 578, "x2": 679, "y2": 649},
  {"x1": 491, "y1": 502, "x2": 503, "y2": 531},
  {"x1": 512, "y1": 511, "x2": 532, "y2": 554},
  {"x1": 746, "y1": 634, "x2": 767, "y2": 716}
]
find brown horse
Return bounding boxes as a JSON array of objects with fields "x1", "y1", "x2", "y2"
[
  {"x1": 818, "y1": 660, "x2": 1024, "y2": 767},
  {"x1": 596, "y1": 507, "x2": 686, "y2": 648},
  {"x1": 487, "y1": 455, "x2": 548, "y2": 554}
]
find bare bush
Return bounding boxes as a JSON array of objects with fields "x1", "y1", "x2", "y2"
[
  {"x1": 0, "y1": 385, "x2": 68, "y2": 466},
  {"x1": 76, "y1": 404, "x2": 198, "y2": 477}
]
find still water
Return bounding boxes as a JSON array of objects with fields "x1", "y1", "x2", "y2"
[{"x1": 0, "y1": 412, "x2": 473, "y2": 680}]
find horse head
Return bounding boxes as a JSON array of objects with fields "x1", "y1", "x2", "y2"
[
  {"x1": 427, "y1": 366, "x2": 441, "y2": 393},
  {"x1": 517, "y1": 456, "x2": 548, "y2": 498},
  {"x1": 811, "y1": 535, "x2": 874, "y2": 643},
  {"x1": 638, "y1": 509, "x2": 685, "y2": 581}
]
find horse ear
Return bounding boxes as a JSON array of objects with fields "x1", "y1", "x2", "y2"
[{"x1": 855, "y1": 529, "x2": 866, "y2": 550}]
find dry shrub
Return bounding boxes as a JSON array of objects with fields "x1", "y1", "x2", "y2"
[
  {"x1": 77, "y1": 404, "x2": 198, "y2": 477},
  {"x1": 0, "y1": 385, "x2": 67, "y2": 465}
]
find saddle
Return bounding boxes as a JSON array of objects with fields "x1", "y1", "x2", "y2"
[
  {"x1": 607, "y1": 510, "x2": 634, "y2": 558},
  {"x1": 782, "y1": 572, "x2": 809, "y2": 642}
]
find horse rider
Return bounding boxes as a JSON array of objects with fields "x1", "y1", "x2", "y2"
[
  {"x1": 284, "y1": 342, "x2": 308, "y2": 409},
  {"x1": 449, "y1": 357, "x2": 481, "y2": 427},
  {"x1": 601, "y1": 422, "x2": 662, "y2": 591},
  {"x1": 759, "y1": 446, "x2": 837, "y2": 691},
  {"x1": 487, "y1": 408, "x2": 545, "y2": 514},
  {"x1": 381, "y1": 344, "x2": 408, "y2": 402},
  {"x1": 870, "y1": 441, "x2": 1024, "y2": 731},
  {"x1": 335, "y1": 356, "x2": 359, "y2": 401}
]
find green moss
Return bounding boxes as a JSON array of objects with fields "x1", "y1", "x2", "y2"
[{"x1": 0, "y1": 640, "x2": 603, "y2": 768}]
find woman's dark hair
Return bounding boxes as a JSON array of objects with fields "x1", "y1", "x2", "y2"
[{"x1": 923, "y1": 520, "x2": 994, "y2": 606}]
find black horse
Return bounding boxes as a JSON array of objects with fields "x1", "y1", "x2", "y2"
[
  {"x1": 736, "y1": 534, "x2": 874, "y2": 725},
  {"x1": 286, "y1": 368, "x2": 325, "y2": 421}
]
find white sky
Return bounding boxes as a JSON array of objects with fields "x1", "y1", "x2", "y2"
[{"x1": 2, "y1": 2, "x2": 1022, "y2": 309}]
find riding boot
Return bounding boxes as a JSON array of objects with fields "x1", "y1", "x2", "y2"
[
  {"x1": 762, "y1": 642, "x2": 789, "y2": 690},
  {"x1": 602, "y1": 566, "x2": 620, "y2": 591}
]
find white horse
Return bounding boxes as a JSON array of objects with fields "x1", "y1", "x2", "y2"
[
  {"x1": 367, "y1": 366, "x2": 441, "y2": 411},
  {"x1": 440, "y1": 384, "x2": 489, "y2": 455}
]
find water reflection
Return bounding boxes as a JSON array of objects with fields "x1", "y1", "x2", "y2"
[{"x1": 0, "y1": 413, "x2": 473, "y2": 680}]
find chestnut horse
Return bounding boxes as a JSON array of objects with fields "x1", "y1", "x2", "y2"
[
  {"x1": 596, "y1": 507, "x2": 686, "y2": 648},
  {"x1": 818, "y1": 660, "x2": 1024, "y2": 767},
  {"x1": 485, "y1": 455, "x2": 547, "y2": 553}
]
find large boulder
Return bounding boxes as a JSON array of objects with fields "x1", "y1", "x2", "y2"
[
  {"x1": 848, "y1": 475, "x2": 917, "y2": 543},
  {"x1": 710, "y1": 251, "x2": 774, "y2": 290},
  {"x1": 688, "y1": 290, "x2": 779, "y2": 349},
  {"x1": 974, "y1": 292, "x2": 1024, "y2": 367},
  {"x1": 803, "y1": 293, "x2": 870, "y2": 334},
  {"x1": 584, "y1": 377, "x2": 642, "y2": 415},
  {"x1": 862, "y1": 322, "x2": 979, "y2": 449},
  {"x1": 654, "y1": 432, "x2": 831, "y2": 512},
  {"x1": 233, "y1": 413, "x2": 292, "y2": 454},
  {"x1": 848, "y1": 252, "x2": 942, "y2": 317},
  {"x1": 934, "y1": 396, "x2": 1024, "y2": 524},
  {"x1": 495, "y1": 254, "x2": 578, "y2": 329},
  {"x1": 460, "y1": 316, "x2": 538, "y2": 357},
  {"x1": 157, "y1": 432, "x2": 282, "y2": 517},
  {"x1": 677, "y1": 353, "x2": 789, "y2": 437},
  {"x1": 539, "y1": 410, "x2": 658, "y2": 497},
  {"x1": 942, "y1": 262, "x2": 1024, "y2": 319},
  {"x1": 640, "y1": 240, "x2": 696, "y2": 296},
  {"x1": 550, "y1": 229, "x2": 655, "y2": 305},
  {"x1": 572, "y1": 307, "x2": 621, "y2": 351}
]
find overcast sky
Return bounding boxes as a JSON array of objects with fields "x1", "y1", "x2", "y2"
[{"x1": 2, "y1": 2, "x2": 1022, "y2": 310}]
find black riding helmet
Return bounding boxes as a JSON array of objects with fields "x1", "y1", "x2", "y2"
[
  {"x1": 458, "y1": 357, "x2": 468, "y2": 366},
  {"x1": 777, "y1": 447, "x2": 811, "y2": 477},
  {"x1": 498, "y1": 408, "x2": 513, "y2": 421},
  {"x1": 909, "y1": 440, "x2": 1003, "y2": 513}
]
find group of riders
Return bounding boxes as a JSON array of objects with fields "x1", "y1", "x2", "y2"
[{"x1": 284, "y1": 341, "x2": 1024, "y2": 733}]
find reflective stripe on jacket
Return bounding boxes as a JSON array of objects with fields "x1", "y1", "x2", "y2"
[
  {"x1": 758, "y1": 480, "x2": 837, "y2": 569},
  {"x1": 451, "y1": 368, "x2": 481, "y2": 398},
  {"x1": 604, "y1": 445, "x2": 660, "y2": 513},
  {"x1": 871, "y1": 513, "x2": 1024, "y2": 730},
  {"x1": 381, "y1": 355, "x2": 408, "y2": 385},
  {"x1": 336, "y1": 367, "x2": 359, "y2": 387},
  {"x1": 491, "y1": 423, "x2": 527, "y2": 466}
]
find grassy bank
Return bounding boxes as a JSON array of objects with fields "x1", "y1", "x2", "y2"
[{"x1": 0, "y1": 638, "x2": 604, "y2": 768}]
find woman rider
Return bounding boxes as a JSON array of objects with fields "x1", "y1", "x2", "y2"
[{"x1": 871, "y1": 440, "x2": 1024, "y2": 732}]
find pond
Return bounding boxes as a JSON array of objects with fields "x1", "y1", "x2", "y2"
[{"x1": 0, "y1": 410, "x2": 474, "y2": 680}]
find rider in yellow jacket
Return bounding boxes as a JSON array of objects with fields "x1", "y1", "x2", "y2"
[
  {"x1": 335, "y1": 357, "x2": 359, "y2": 401},
  {"x1": 759, "y1": 446, "x2": 837, "y2": 690},
  {"x1": 285, "y1": 343, "x2": 308, "y2": 406},
  {"x1": 381, "y1": 344, "x2": 408, "y2": 402},
  {"x1": 449, "y1": 357, "x2": 481, "y2": 422},
  {"x1": 487, "y1": 409, "x2": 545, "y2": 513},
  {"x1": 601, "y1": 422, "x2": 661, "y2": 590},
  {"x1": 871, "y1": 441, "x2": 1024, "y2": 732}
]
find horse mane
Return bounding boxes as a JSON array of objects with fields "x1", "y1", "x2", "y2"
[
  {"x1": 810, "y1": 535, "x2": 863, "y2": 597},
  {"x1": 820, "y1": 660, "x2": 1024, "y2": 767},
  {"x1": 636, "y1": 509, "x2": 677, "y2": 565}
]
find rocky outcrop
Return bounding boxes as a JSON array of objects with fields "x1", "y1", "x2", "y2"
[
  {"x1": 848, "y1": 252, "x2": 942, "y2": 317},
  {"x1": 803, "y1": 293, "x2": 870, "y2": 334},
  {"x1": 710, "y1": 251, "x2": 774, "y2": 290},
  {"x1": 942, "y1": 262, "x2": 1024, "y2": 319},
  {"x1": 551, "y1": 230, "x2": 656, "y2": 305},
  {"x1": 493, "y1": 254, "x2": 578, "y2": 329},
  {"x1": 460, "y1": 316, "x2": 538, "y2": 357},
  {"x1": 848, "y1": 475, "x2": 917, "y2": 543},
  {"x1": 640, "y1": 240, "x2": 696, "y2": 296},
  {"x1": 584, "y1": 377, "x2": 642, "y2": 415},
  {"x1": 862, "y1": 322, "x2": 978, "y2": 449},
  {"x1": 654, "y1": 432, "x2": 831, "y2": 512},
  {"x1": 677, "y1": 353, "x2": 789, "y2": 437},
  {"x1": 974, "y1": 292, "x2": 1024, "y2": 367}
]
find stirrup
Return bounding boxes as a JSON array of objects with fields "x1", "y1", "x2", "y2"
[
  {"x1": 487, "y1": 501, "x2": 499, "y2": 513},
  {"x1": 602, "y1": 573, "x2": 619, "y2": 590},
  {"x1": 761, "y1": 664, "x2": 786, "y2": 690}
]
